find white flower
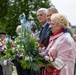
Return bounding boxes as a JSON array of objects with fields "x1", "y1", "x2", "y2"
[
  {"x1": 0, "y1": 42, "x2": 2, "y2": 46},
  {"x1": 44, "y1": 56, "x2": 50, "y2": 60},
  {"x1": 25, "y1": 56, "x2": 30, "y2": 61},
  {"x1": 17, "y1": 45, "x2": 20, "y2": 48},
  {"x1": 12, "y1": 47, "x2": 15, "y2": 50}
]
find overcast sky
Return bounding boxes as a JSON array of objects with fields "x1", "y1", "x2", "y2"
[{"x1": 51, "y1": 0, "x2": 76, "y2": 26}]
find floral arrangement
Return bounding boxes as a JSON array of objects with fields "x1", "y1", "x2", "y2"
[
  {"x1": 0, "y1": 30, "x2": 53, "y2": 70},
  {"x1": 14, "y1": 13, "x2": 53, "y2": 71},
  {"x1": 0, "y1": 13, "x2": 53, "y2": 71},
  {"x1": 14, "y1": 29, "x2": 49, "y2": 71},
  {"x1": 0, "y1": 38, "x2": 16, "y2": 61}
]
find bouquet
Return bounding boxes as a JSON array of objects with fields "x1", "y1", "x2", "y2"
[
  {"x1": 13, "y1": 13, "x2": 54, "y2": 71},
  {"x1": 0, "y1": 38, "x2": 16, "y2": 62},
  {"x1": 14, "y1": 28, "x2": 49, "y2": 71}
]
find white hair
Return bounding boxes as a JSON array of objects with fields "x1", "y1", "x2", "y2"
[
  {"x1": 37, "y1": 8, "x2": 47, "y2": 15},
  {"x1": 16, "y1": 25, "x2": 22, "y2": 33}
]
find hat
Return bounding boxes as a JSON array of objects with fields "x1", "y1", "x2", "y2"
[{"x1": 0, "y1": 32, "x2": 6, "y2": 35}]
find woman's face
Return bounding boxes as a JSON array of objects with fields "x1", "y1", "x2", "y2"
[{"x1": 50, "y1": 19, "x2": 62, "y2": 34}]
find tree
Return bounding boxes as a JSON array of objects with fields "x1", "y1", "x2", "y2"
[
  {"x1": 0, "y1": 0, "x2": 8, "y2": 31},
  {"x1": 0, "y1": 0, "x2": 54, "y2": 36}
]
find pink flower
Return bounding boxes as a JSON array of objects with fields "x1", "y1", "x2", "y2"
[{"x1": 12, "y1": 42, "x2": 15, "y2": 47}]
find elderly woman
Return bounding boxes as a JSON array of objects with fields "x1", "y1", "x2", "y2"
[{"x1": 41, "y1": 13, "x2": 75, "y2": 75}]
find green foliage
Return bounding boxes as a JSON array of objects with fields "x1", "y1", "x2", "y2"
[
  {"x1": 0, "y1": 0, "x2": 54, "y2": 36},
  {"x1": 14, "y1": 28, "x2": 49, "y2": 71},
  {"x1": 0, "y1": 24, "x2": 51, "y2": 71}
]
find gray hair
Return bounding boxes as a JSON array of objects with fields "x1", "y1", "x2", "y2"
[
  {"x1": 37, "y1": 8, "x2": 47, "y2": 15},
  {"x1": 48, "y1": 7, "x2": 58, "y2": 13}
]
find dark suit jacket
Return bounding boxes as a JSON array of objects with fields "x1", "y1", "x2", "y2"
[
  {"x1": 39, "y1": 23, "x2": 53, "y2": 47},
  {"x1": 0, "y1": 65, "x2": 3, "y2": 75}
]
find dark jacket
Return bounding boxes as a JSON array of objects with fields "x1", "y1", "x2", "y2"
[{"x1": 39, "y1": 23, "x2": 53, "y2": 47}]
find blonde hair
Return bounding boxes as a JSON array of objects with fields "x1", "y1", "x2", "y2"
[
  {"x1": 37, "y1": 8, "x2": 47, "y2": 15},
  {"x1": 51, "y1": 13, "x2": 69, "y2": 28}
]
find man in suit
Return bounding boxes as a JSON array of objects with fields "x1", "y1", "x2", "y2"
[
  {"x1": 37, "y1": 8, "x2": 53, "y2": 47},
  {"x1": 37, "y1": 7, "x2": 59, "y2": 47}
]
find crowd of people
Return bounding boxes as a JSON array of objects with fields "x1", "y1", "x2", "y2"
[{"x1": 0, "y1": 7, "x2": 76, "y2": 75}]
